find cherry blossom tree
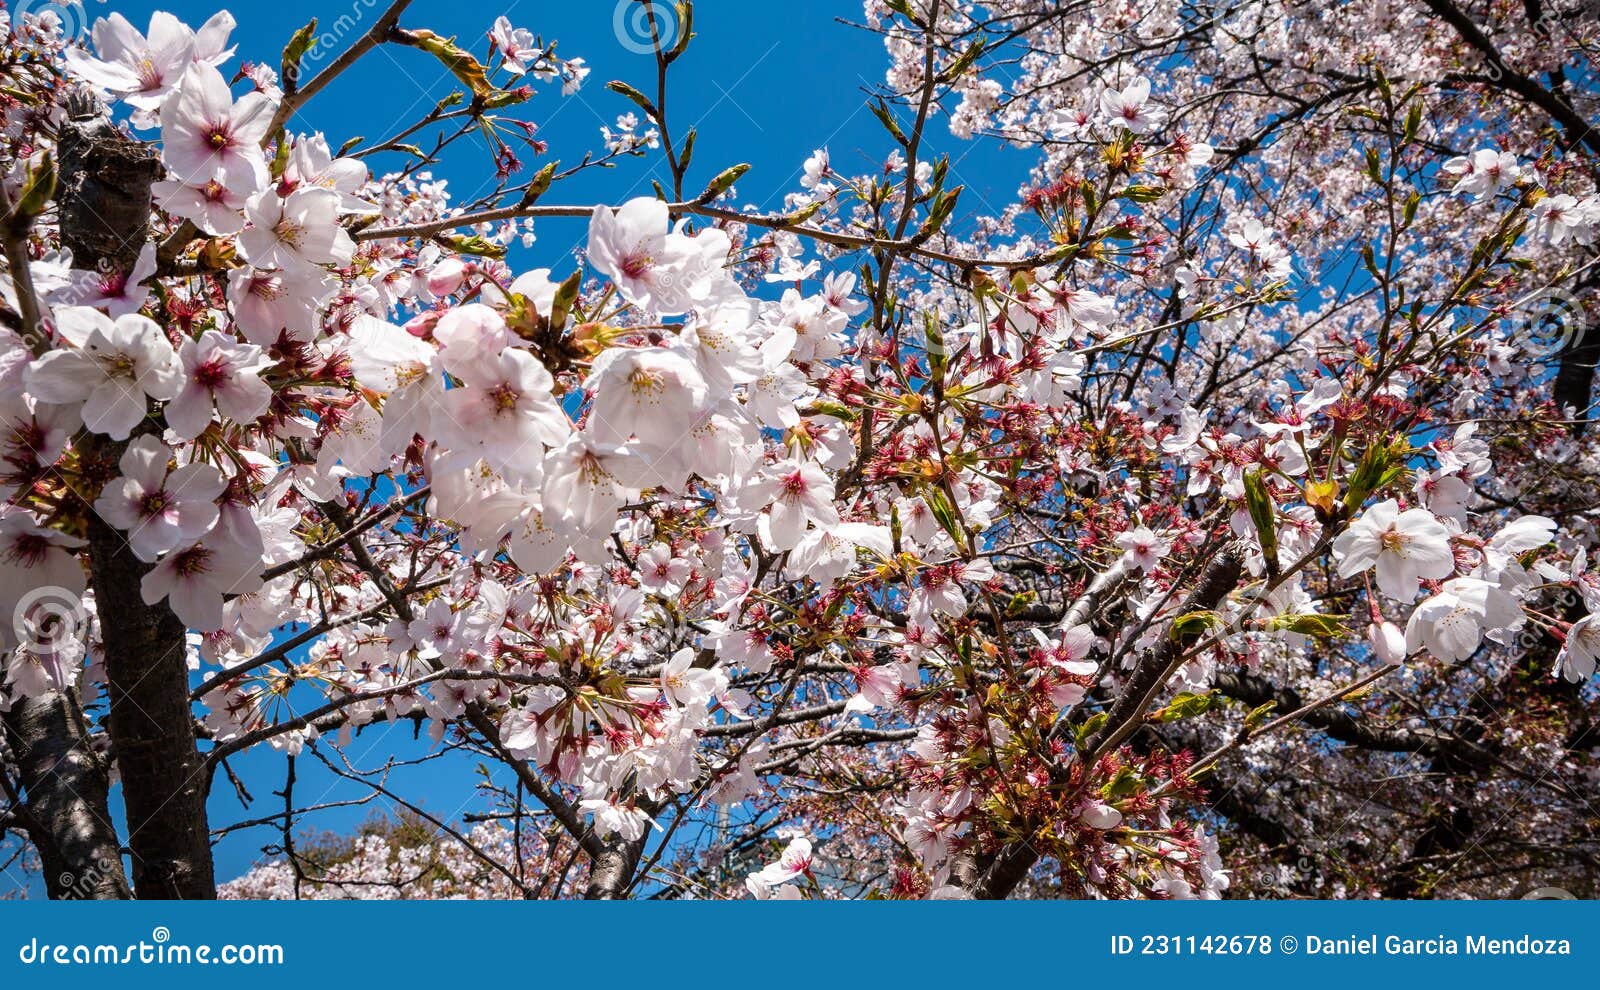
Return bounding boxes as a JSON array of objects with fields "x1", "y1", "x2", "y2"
[{"x1": 1, "y1": 0, "x2": 1597, "y2": 901}]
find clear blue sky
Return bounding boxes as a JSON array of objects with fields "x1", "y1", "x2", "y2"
[{"x1": 50, "y1": 0, "x2": 1029, "y2": 891}]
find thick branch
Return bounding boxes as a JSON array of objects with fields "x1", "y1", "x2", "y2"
[
  {"x1": 1209, "y1": 668, "x2": 1489, "y2": 766},
  {"x1": 60, "y1": 99, "x2": 215, "y2": 899},
  {"x1": 1423, "y1": 0, "x2": 1600, "y2": 155},
  {"x1": 1, "y1": 689, "x2": 131, "y2": 899}
]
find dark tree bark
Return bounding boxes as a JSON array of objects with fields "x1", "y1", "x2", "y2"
[
  {"x1": 56, "y1": 96, "x2": 216, "y2": 899},
  {"x1": 55, "y1": 96, "x2": 162, "y2": 274},
  {"x1": 583, "y1": 835, "x2": 648, "y2": 899},
  {"x1": 1210, "y1": 669, "x2": 1493, "y2": 767},
  {"x1": 81, "y1": 528, "x2": 216, "y2": 899},
  {"x1": 1, "y1": 689, "x2": 131, "y2": 899},
  {"x1": 1554, "y1": 324, "x2": 1600, "y2": 434},
  {"x1": 0, "y1": 93, "x2": 137, "y2": 902}
]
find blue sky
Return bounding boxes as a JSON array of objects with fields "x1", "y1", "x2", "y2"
[{"x1": 42, "y1": 0, "x2": 1031, "y2": 891}]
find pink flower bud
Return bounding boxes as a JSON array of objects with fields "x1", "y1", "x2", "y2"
[
  {"x1": 402, "y1": 310, "x2": 441, "y2": 338},
  {"x1": 426, "y1": 258, "x2": 468, "y2": 297}
]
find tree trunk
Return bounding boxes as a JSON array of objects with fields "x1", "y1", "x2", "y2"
[
  {"x1": 1554, "y1": 322, "x2": 1599, "y2": 435},
  {"x1": 57, "y1": 96, "x2": 216, "y2": 899},
  {"x1": 82, "y1": 527, "x2": 216, "y2": 898},
  {"x1": 2, "y1": 689, "x2": 131, "y2": 899},
  {"x1": 583, "y1": 835, "x2": 647, "y2": 899}
]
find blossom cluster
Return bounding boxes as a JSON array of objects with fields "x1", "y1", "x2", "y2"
[{"x1": 1, "y1": 0, "x2": 1596, "y2": 901}]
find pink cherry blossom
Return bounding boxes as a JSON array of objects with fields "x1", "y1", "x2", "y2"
[
  {"x1": 95, "y1": 435, "x2": 225, "y2": 562},
  {"x1": 24, "y1": 307, "x2": 180, "y2": 440},
  {"x1": 165, "y1": 330, "x2": 274, "y2": 440},
  {"x1": 160, "y1": 61, "x2": 273, "y2": 192}
]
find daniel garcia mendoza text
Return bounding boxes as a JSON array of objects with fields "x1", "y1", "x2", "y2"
[{"x1": 1304, "y1": 934, "x2": 1572, "y2": 955}]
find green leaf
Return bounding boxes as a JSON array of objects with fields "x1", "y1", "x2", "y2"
[
  {"x1": 269, "y1": 136, "x2": 292, "y2": 179},
  {"x1": 1153, "y1": 691, "x2": 1216, "y2": 723},
  {"x1": 394, "y1": 29, "x2": 498, "y2": 100},
  {"x1": 882, "y1": 0, "x2": 921, "y2": 26},
  {"x1": 482, "y1": 89, "x2": 531, "y2": 111},
  {"x1": 915, "y1": 185, "x2": 962, "y2": 241},
  {"x1": 924, "y1": 489, "x2": 965, "y2": 545},
  {"x1": 941, "y1": 35, "x2": 987, "y2": 81},
  {"x1": 1005, "y1": 590, "x2": 1039, "y2": 616},
  {"x1": 1075, "y1": 712, "x2": 1109, "y2": 748},
  {"x1": 1262, "y1": 613, "x2": 1347, "y2": 638},
  {"x1": 923, "y1": 311, "x2": 947, "y2": 379},
  {"x1": 1102, "y1": 766, "x2": 1139, "y2": 798},
  {"x1": 808, "y1": 399, "x2": 857, "y2": 421},
  {"x1": 778, "y1": 201, "x2": 822, "y2": 227},
  {"x1": 1344, "y1": 439, "x2": 1409, "y2": 509},
  {"x1": 678, "y1": 128, "x2": 696, "y2": 173},
  {"x1": 15, "y1": 151, "x2": 55, "y2": 218},
  {"x1": 518, "y1": 161, "x2": 558, "y2": 207},
  {"x1": 1364, "y1": 146, "x2": 1382, "y2": 183},
  {"x1": 666, "y1": 1, "x2": 695, "y2": 61},
  {"x1": 869, "y1": 97, "x2": 909, "y2": 147},
  {"x1": 438, "y1": 234, "x2": 505, "y2": 259},
  {"x1": 547, "y1": 269, "x2": 583, "y2": 328},
  {"x1": 1120, "y1": 184, "x2": 1165, "y2": 203},
  {"x1": 1243, "y1": 701, "x2": 1277, "y2": 730},
  {"x1": 1169, "y1": 610, "x2": 1221, "y2": 641}
]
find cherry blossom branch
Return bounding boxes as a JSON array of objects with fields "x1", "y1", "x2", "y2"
[
  {"x1": 264, "y1": 0, "x2": 416, "y2": 139},
  {"x1": 190, "y1": 577, "x2": 451, "y2": 702},
  {"x1": 203, "y1": 668, "x2": 571, "y2": 766},
  {"x1": 0, "y1": 183, "x2": 44, "y2": 351},
  {"x1": 349, "y1": 198, "x2": 1070, "y2": 271},
  {"x1": 259, "y1": 484, "x2": 431, "y2": 582},
  {"x1": 308, "y1": 495, "x2": 607, "y2": 862},
  {"x1": 1169, "y1": 662, "x2": 1405, "y2": 795}
]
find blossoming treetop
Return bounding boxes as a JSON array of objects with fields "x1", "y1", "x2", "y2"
[{"x1": 1, "y1": 0, "x2": 1597, "y2": 900}]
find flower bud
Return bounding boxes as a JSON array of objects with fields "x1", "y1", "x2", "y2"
[
  {"x1": 426, "y1": 258, "x2": 469, "y2": 297},
  {"x1": 1367, "y1": 620, "x2": 1406, "y2": 664},
  {"x1": 402, "y1": 310, "x2": 441, "y2": 338}
]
